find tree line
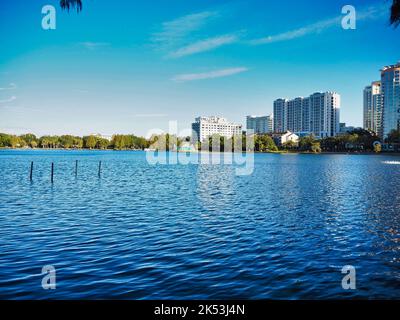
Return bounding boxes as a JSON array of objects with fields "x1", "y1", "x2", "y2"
[
  {"x1": 0, "y1": 133, "x2": 150, "y2": 150},
  {"x1": 283, "y1": 129, "x2": 400, "y2": 153},
  {"x1": 0, "y1": 129, "x2": 399, "y2": 152}
]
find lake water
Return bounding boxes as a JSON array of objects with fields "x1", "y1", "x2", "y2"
[{"x1": 0, "y1": 150, "x2": 399, "y2": 299}]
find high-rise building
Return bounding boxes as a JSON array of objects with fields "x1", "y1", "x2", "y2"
[
  {"x1": 192, "y1": 116, "x2": 242, "y2": 142},
  {"x1": 273, "y1": 92, "x2": 340, "y2": 138},
  {"x1": 287, "y1": 98, "x2": 303, "y2": 134},
  {"x1": 273, "y1": 99, "x2": 287, "y2": 133},
  {"x1": 363, "y1": 81, "x2": 383, "y2": 137},
  {"x1": 381, "y1": 63, "x2": 400, "y2": 138},
  {"x1": 246, "y1": 115, "x2": 273, "y2": 134}
]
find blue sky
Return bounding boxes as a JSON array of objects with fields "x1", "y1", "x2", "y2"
[{"x1": 0, "y1": 0, "x2": 399, "y2": 137}]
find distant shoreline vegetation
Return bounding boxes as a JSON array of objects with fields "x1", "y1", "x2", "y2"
[
  {"x1": 0, "y1": 129, "x2": 399, "y2": 153},
  {"x1": 0, "y1": 133, "x2": 150, "y2": 151}
]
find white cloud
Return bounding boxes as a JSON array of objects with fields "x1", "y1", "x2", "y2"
[
  {"x1": 0, "y1": 83, "x2": 17, "y2": 90},
  {"x1": 79, "y1": 42, "x2": 110, "y2": 50},
  {"x1": 0, "y1": 96, "x2": 16, "y2": 103},
  {"x1": 168, "y1": 34, "x2": 239, "y2": 58},
  {"x1": 250, "y1": 3, "x2": 388, "y2": 45},
  {"x1": 151, "y1": 11, "x2": 218, "y2": 49},
  {"x1": 172, "y1": 67, "x2": 248, "y2": 82}
]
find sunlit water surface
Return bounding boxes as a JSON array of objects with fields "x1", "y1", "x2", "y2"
[{"x1": 0, "y1": 150, "x2": 399, "y2": 299}]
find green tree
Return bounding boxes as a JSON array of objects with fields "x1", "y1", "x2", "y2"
[
  {"x1": 134, "y1": 136, "x2": 149, "y2": 150},
  {"x1": 0, "y1": 133, "x2": 12, "y2": 147},
  {"x1": 96, "y1": 138, "x2": 109, "y2": 150},
  {"x1": 20, "y1": 134, "x2": 37, "y2": 147},
  {"x1": 9, "y1": 136, "x2": 21, "y2": 148},
  {"x1": 39, "y1": 136, "x2": 51, "y2": 148},
  {"x1": 111, "y1": 135, "x2": 127, "y2": 150},
  {"x1": 39, "y1": 136, "x2": 59, "y2": 148},
  {"x1": 85, "y1": 135, "x2": 97, "y2": 149},
  {"x1": 73, "y1": 137, "x2": 83, "y2": 148},
  {"x1": 255, "y1": 134, "x2": 278, "y2": 152},
  {"x1": 299, "y1": 135, "x2": 321, "y2": 153},
  {"x1": 59, "y1": 135, "x2": 75, "y2": 148},
  {"x1": 310, "y1": 141, "x2": 321, "y2": 153},
  {"x1": 282, "y1": 140, "x2": 297, "y2": 150}
]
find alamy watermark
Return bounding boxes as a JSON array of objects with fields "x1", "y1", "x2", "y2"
[
  {"x1": 145, "y1": 121, "x2": 255, "y2": 176},
  {"x1": 41, "y1": 5, "x2": 56, "y2": 30},
  {"x1": 41, "y1": 265, "x2": 56, "y2": 290},
  {"x1": 341, "y1": 265, "x2": 356, "y2": 290},
  {"x1": 342, "y1": 5, "x2": 357, "y2": 30},
  {"x1": 41, "y1": 4, "x2": 358, "y2": 31}
]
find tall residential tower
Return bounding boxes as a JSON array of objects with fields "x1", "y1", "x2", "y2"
[
  {"x1": 273, "y1": 92, "x2": 341, "y2": 138},
  {"x1": 363, "y1": 81, "x2": 383, "y2": 137}
]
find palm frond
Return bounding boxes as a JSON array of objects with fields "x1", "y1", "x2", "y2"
[
  {"x1": 60, "y1": 0, "x2": 83, "y2": 12},
  {"x1": 391, "y1": 0, "x2": 400, "y2": 27}
]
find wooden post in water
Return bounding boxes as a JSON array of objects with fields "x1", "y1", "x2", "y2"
[
  {"x1": 98, "y1": 161, "x2": 102, "y2": 178},
  {"x1": 29, "y1": 162, "x2": 33, "y2": 181},
  {"x1": 51, "y1": 162, "x2": 54, "y2": 183},
  {"x1": 75, "y1": 160, "x2": 78, "y2": 177}
]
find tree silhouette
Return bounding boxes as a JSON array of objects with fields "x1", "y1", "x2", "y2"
[
  {"x1": 60, "y1": 0, "x2": 82, "y2": 12},
  {"x1": 391, "y1": 0, "x2": 400, "y2": 27}
]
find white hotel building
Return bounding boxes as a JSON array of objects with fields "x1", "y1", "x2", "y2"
[
  {"x1": 273, "y1": 92, "x2": 341, "y2": 138},
  {"x1": 192, "y1": 116, "x2": 242, "y2": 142}
]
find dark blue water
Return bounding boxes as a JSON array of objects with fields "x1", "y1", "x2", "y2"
[{"x1": 0, "y1": 150, "x2": 399, "y2": 299}]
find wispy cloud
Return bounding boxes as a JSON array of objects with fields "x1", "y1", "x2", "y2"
[
  {"x1": 79, "y1": 42, "x2": 110, "y2": 50},
  {"x1": 168, "y1": 33, "x2": 240, "y2": 58},
  {"x1": 0, "y1": 96, "x2": 16, "y2": 103},
  {"x1": 151, "y1": 11, "x2": 219, "y2": 49},
  {"x1": 0, "y1": 83, "x2": 17, "y2": 90},
  {"x1": 250, "y1": 3, "x2": 388, "y2": 45},
  {"x1": 172, "y1": 67, "x2": 248, "y2": 82},
  {"x1": 250, "y1": 17, "x2": 339, "y2": 45}
]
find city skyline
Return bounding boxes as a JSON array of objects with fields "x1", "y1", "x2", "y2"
[{"x1": 1, "y1": 0, "x2": 399, "y2": 137}]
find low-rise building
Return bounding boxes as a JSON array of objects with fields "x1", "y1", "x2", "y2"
[{"x1": 272, "y1": 131, "x2": 299, "y2": 146}]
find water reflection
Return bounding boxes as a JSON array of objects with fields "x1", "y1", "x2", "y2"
[{"x1": 195, "y1": 161, "x2": 236, "y2": 212}]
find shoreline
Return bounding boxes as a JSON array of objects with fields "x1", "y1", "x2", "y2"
[{"x1": 1, "y1": 147, "x2": 400, "y2": 156}]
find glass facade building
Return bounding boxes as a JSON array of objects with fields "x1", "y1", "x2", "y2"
[
  {"x1": 246, "y1": 115, "x2": 273, "y2": 134},
  {"x1": 381, "y1": 63, "x2": 400, "y2": 138}
]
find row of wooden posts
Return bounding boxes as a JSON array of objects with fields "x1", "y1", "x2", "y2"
[{"x1": 29, "y1": 160, "x2": 102, "y2": 182}]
